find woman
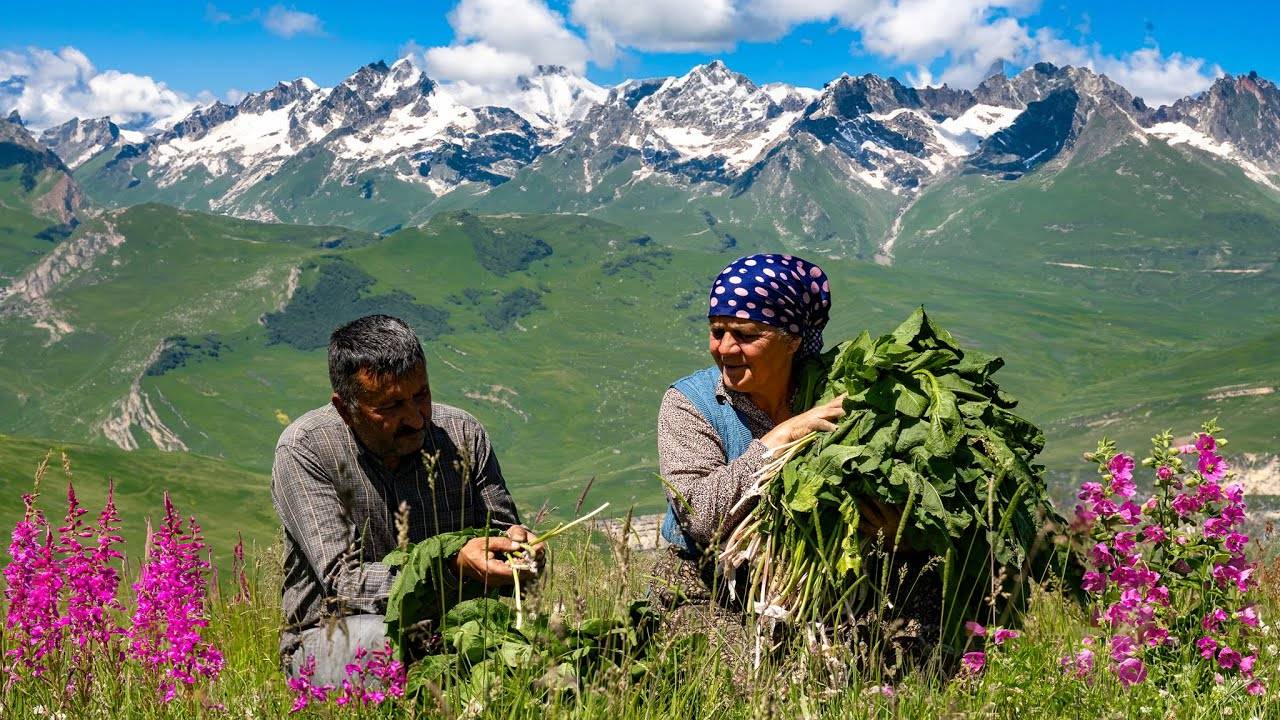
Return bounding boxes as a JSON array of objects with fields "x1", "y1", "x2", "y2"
[{"x1": 654, "y1": 253, "x2": 931, "y2": 679}]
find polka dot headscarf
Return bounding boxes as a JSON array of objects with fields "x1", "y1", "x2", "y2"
[{"x1": 707, "y1": 253, "x2": 832, "y2": 357}]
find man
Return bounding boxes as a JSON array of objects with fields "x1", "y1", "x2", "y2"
[{"x1": 271, "y1": 314, "x2": 538, "y2": 683}]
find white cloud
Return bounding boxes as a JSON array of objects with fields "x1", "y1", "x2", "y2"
[
  {"x1": 561, "y1": 0, "x2": 1221, "y2": 102},
  {"x1": 422, "y1": 0, "x2": 592, "y2": 97},
  {"x1": 261, "y1": 5, "x2": 326, "y2": 38},
  {"x1": 572, "y1": 0, "x2": 784, "y2": 54},
  {"x1": 0, "y1": 46, "x2": 198, "y2": 130},
  {"x1": 425, "y1": 43, "x2": 538, "y2": 85},
  {"x1": 1035, "y1": 31, "x2": 1221, "y2": 105},
  {"x1": 205, "y1": 3, "x2": 233, "y2": 24}
]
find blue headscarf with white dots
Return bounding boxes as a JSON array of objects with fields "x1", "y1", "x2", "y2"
[{"x1": 707, "y1": 253, "x2": 832, "y2": 357}]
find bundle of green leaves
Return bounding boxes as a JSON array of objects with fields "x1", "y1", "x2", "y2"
[
  {"x1": 382, "y1": 530, "x2": 662, "y2": 704},
  {"x1": 721, "y1": 308, "x2": 1078, "y2": 649}
]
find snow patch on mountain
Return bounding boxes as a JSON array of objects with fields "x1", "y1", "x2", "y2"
[
  {"x1": 937, "y1": 104, "x2": 1024, "y2": 154},
  {"x1": 506, "y1": 66, "x2": 606, "y2": 139},
  {"x1": 1145, "y1": 121, "x2": 1278, "y2": 190}
]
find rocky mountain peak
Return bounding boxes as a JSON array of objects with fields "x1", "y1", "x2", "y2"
[
  {"x1": 39, "y1": 116, "x2": 123, "y2": 169},
  {"x1": 1150, "y1": 72, "x2": 1280, "y2": 172},
  {"x1": 5, "y1": 109, "x2": 22, "y2": 125},
  {"x1": 811, "y1": 73, "x2": 926, "y2": 118},
  {"x1": 238, "y1": 79, "x2": 318, "y2": 115}
]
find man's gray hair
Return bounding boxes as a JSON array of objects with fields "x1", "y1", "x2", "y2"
[{"x1": 328, "y1": 315, "x2": 425, "y2": 408}]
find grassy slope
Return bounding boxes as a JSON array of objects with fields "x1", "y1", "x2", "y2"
[
  {"x1": 0, "y1": 433, "x2": 273, "y2": 567},
  {"x1": 0, "y1": 205, "x2": 375, "y2": 441},
  {"x1": 892, "y1": 129, "x2": 1280, "y2": 484},
  {"x1": 0, "y1": 165, "x2": 67, "y2": 286}
]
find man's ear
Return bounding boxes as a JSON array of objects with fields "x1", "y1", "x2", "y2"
[{"x1": 331, "y1": 393, "x2": 354, "y2": 425}]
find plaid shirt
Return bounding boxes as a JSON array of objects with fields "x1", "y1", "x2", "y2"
[{"x1": 271, "y1": 402, "x2": 520, "y2": 656}]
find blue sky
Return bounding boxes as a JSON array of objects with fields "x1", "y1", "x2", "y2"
[{"x1": 2, "y1": 1, "x2": 1277, "y2": 129}]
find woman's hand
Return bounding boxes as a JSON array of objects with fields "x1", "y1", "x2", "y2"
[
  {"x1": 858, "y1": 497, "x2": 904, "y2": 544},
  {"x1": 760, "y1": 395, "x2": 846, "y2": 449}
]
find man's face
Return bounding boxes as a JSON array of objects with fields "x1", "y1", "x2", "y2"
[{"x1": 334, "y1": 362, "x2": 432, "y2": 461}]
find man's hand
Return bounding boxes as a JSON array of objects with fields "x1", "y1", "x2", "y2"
[
  {"x1": 452, "y1": 535, "x2": 520, "y2": 587},
  {"x1": 505, "y1": 525, "x2": 545, "y2": 573}
]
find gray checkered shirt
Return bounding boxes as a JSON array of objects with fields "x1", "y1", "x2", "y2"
[{"x1": 270, "y1": 402, "x2": 520, "y2": 656}]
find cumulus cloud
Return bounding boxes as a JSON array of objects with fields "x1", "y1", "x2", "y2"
[
  {"x1": 572, "y1": 0, "x2": 784, "y2": 56},
  {"x1": 261, "y1": 5, "x2": 326, "y2": 38},
  {"x1": 417, "y1": 0, "x2": 601, "y2": 107},
  {"x1": 1034, "y1": 31, "x2": 1221, "y2": 105},
  {"x1": 563, "y1": 0, "x2": 1220, "y2": 102},
  {"x1": 0, "y1": 46, "x2": 199, "y2": 130}
]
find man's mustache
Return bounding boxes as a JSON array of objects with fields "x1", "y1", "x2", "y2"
[{"x1": 395, "y1": 425, "x2": 426, "y2": 438}]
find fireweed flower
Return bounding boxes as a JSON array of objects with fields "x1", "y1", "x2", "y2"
[
  {"x1": 58, "y1": 483, "x2": 125, "y2": 691},
  {"x1": 992, "y1": 629, "x2": 1020, "y2": 645},
  {"x1": 128, "y1": 493, "x2": 223, "y2": 701},
  {"x1": 964, "y1": 621, "x2": 986, "y2": 637},
  {"x1": 287, "y1": 655, "x2": 333, "y2": 713},
  {"x1": 3, "y1": 493, "x2": 62, "y2": 682},
  {"x1": 961, "y1": 652, "x2": 985, "y2": 675}
]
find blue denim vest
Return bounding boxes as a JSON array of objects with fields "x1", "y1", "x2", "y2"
[{"x1": 660, "y1": 366, "x2": 754, "y2": 555}]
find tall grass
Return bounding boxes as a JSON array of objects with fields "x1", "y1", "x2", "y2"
[{"x1": 1, "y1": 456, "x2": 1278, "y2": 717}]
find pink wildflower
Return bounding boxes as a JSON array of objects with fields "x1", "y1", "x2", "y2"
[
  {"x1": 127, "y1": 493, "x2": 223, "y2": 701},
  {"x1": 992, "y1": 629, "x2": 1020, "y2": 645},
  {"x1": 1060, "y1": 648, "x2": 1094, "y2": 678},
  {"x1": 961, "y1": 651, "x2": 985, "y2": 675},
  {"x1": 3, "y1": 493, "x2": 63, "y2": 682},
  {"x1": 1237, "y1": 606, "x2": 1260, "y2": 628},
  {"x1": 1194, "y1": 433, "x2": 1216, "y2": 453},
  {"x1": 1241, "y1": 655, "x2": 1256, "y2": 677},
  {"x1": 1156, "y1": 466, "x2": 1173, "y2": 481},
  {"x1": 1198, "y1": 452, "x2": 1228, "y2": 482},
  {"x1": 1091, "y1": 543, "x2": 1116, "y2": 569},
  {"x1": 1081, "y1": 571, "x2": 1105, "y2": 593},
  {"x1": 1217, "y1": 646, "x2": 1241, "y2": 670},
  {"x1": 1141, "y1": 524, "x2": 1166, "y2": 544},
  {"x1": 1115, "y1": 657, "x2": 1147, "y2": 687},
  {"x1": 1202, "y1": 608, "x2": 1229, "y2": 632},
  {"x1": 1108, "y1": 453, "x2": 1135, "y2": 487},
  {"x1": 964, "y1": 621, "x2": 986, "y2": 637},
  {"x1": 287, "y1": 655, "x2": 333, "y2": 713},
  {"x1": 1246, "y1": 680, "x2": 1266, "y2": 696},
  {"x1": 1197, "y1": 636, "x2": 1218, "y2": 659}
]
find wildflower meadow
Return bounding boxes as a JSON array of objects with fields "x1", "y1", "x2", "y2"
[{"x1": 2, "y1": 424, "x2": 1278, "y2": 719}]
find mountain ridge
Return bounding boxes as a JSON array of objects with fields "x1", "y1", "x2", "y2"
[{"x1": 12, "y1": 58, "x2": 1273, "y2": 240}]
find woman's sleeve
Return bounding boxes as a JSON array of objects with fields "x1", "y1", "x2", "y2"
[{"x1": 657, "y1": 387, "x2": 769, "y2": 547}]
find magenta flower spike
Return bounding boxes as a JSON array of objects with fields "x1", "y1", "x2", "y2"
[{"x1": 127, "y1": 492, "x2": 223, "y2": 701}]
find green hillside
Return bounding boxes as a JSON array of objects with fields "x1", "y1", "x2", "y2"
[
  {"x1": 1, "y1": 164, "x2": 1276, "y2": 522},
  {"x1": 0, "y1": 433, "x2": 274, "y2": 569}
]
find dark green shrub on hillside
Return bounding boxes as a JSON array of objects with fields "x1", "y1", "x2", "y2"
[
  {"x1": 146, "y1": 334, "x2": 228, "y2": 376},
  {"x1": 481, "y1": 287, "x2": 544, "y2": 330},
  {"x1": 601, "y1": 248, "x2": 674, "y2": 277},
  {"x1": 264, "y1": 259, "x2": 452, "y2": 350},
  {"x1": 457, "y1": 212, "x2": 553, "y2": 276}
]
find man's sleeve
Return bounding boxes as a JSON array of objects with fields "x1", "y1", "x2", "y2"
[
  {"x1": 466, "y1": 420, "x2": 522, "y2": 529},
  {"x1": 271, "y1": 440, "x2": 394, "y2": 615}
]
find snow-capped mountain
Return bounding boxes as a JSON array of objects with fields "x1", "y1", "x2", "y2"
[
  {"x1": 506, "y1": 65, "x2": 607, "y2": 140},
  {"x1": 35, "y1": 58, "x2": 1280, "y2": 232},
  {"x1": 38, "y1": 116, "x2": 144, "y2": 170},
  {"x1": 1147, "y1": 72, "x2": 1280, "y2": 181}
]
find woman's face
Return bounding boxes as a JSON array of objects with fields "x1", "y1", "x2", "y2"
[{"x1": 708, "y1": 316, "x2": 799, "y2": 394}]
